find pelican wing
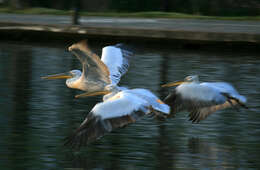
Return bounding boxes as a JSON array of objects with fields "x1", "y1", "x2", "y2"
[
  {"x1": 64, "y1": 89, "x2": 169, "y2": 148},
  {"x1": 164, "y1": 82, "x2": 247, "y2": 123},
  {"x1": 68, "y1": 41, "x2": 111, "y2": 85},
  {"x1": 101, "y1": 44, "x2": 133, "y2": 85},
  {"x1": 201, "y1": 82, "x2": 247, "y2": 103},
  {"x1": 164, "y1": 83, "x2": 226, "y2": 114},
  {"x1": 188, "y1": 99, "x2": 239, "y2": 123}
]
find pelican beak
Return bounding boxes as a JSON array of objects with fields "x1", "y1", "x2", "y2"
[
  {"x1": 75, "y1": 91, "x2": 110, "y2": 98},
  {"x1": 161, "y1": 81, "x2": 184, "y2": 87},
  {"x1": 41, "y1": 72, "x2": 72, "y2": 80}
]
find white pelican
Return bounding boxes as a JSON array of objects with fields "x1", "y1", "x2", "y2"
[
  {"x1": 162, "y1": 75, "x2": 248, "y2": 123},
  {"x1": 42, "y1": 41, "x2": 170, "y2": 148},
  {"x1": 42, "y1": 40, "x2": 133, "y2": 98},
  {"x1": 64, "y1": 88, "x2": 170, "y2": 148}
]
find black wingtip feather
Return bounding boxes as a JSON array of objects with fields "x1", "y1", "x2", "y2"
[
  {"x1": 222, "y1": 92, "x2": 248, "y2": 109},
  {"x1": 64, "y1": 114, "x2": 108, "y2": 149}
]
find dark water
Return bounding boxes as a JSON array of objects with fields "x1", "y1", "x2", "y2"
[{"x1": 0, "y1": 41, "x2": 260, "y2": 170}]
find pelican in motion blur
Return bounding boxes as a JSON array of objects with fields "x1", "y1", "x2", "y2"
[
  {"x1": 42, "y1": 41, "x2": 170, "y2": 148},
  {"x1": 65, "y1": 88, "x2": 170, "y2": 148},
  {"x1": 162, "y1": 75, "x2": 248, "y2": 123},
  {"x1": 42, "y1": 40, "x2": 132, "y2": 98}
]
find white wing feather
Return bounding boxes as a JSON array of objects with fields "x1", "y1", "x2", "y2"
[
  {"x1": 129, "y1": 89, "x2": 170, "y2": 114},
  {"x1": 201, "y1": 82, "x2": 247, "y2": 103},
  {"x1": 101, "y1": 45, "x2": 133, "y2": 85},
  {"x1": 92, "y1": 91, "x2": 149, "y2": 119},
  {"x1": 176, "y1": 83, "x2": 226, "y2": 104},
  {"x1": 92, "y1": 89, "x2": 170, "y2": 119}
]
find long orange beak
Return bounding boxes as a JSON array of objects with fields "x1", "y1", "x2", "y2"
[
  {"x1": 41, "y1": 72, "x2": 72, "y2": 80},
  {"x1": 161, "y1": 81, "x2": 184, "y2": 87}
]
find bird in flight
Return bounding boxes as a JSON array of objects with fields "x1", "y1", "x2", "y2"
[
  {"x1": 162, "y1": 75, "x2": 248, "y2": 123},
  {"x1": 42, "y1": 40, "x2": 132, "y2": 98},
  {"x1": 42, "y1": 41, "x2": 170, "y2": 148}
]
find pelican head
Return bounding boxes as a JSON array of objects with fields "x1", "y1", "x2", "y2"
[
  {"x1": 42, "y1": 69, "x2": 111, "y2": 98},
  {"x1": 184, "y1": 75, "x2": 199, "y2": 83},
  {"x1": 41, "y1": 69, "x2": 82, "y2": 89},
  {"x1": 162, "y1": 75, "x2": 199, "y2": 87}
]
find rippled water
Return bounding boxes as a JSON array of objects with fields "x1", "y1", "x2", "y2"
[{"x1": 0, "y1": 41, "x2": 259, "y2": 170}]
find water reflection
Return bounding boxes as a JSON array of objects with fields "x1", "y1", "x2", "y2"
[
  {"x1": 0, "y1": 42, "x2": 260, "y2": 169},
  {"x1": 1, "y1": 44, "x2": 33, "y2": 169},
  {"x1": 156, "y1": 52, "x2": 176, "y2": 170}
]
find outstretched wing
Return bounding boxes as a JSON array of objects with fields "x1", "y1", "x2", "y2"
[
  {"x1": 188, "y1": 99, "x2": 238, "y2": 123},
  {"x1": 68, "y1": 41, "x2": 111, "y2": 86},
  {"x1": 101, "y1": 44, "x2": 133, "y2": 85},
  {"x1": 64, "y1": 91, "x2": 152, "y2": 149},
  {"x1": 201, "y1": 82, "x2": 247, "y2": 103},
  {"x1": 164, "y1": 82, "x2": 247, "y2": 123}
]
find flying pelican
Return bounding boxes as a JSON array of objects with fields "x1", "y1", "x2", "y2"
[
  {"x1": 64, "y1": 88, "x2": 170, "y2": 148},
  {"x1": 162, "y1": 75, "x2": 248, "y2": 123},
  {"x1": 42, "y1": 41, "x2": 170, "y2": 148},
  {"x1": 42, "y1": 40, "x2": 133, "y2": 98}
]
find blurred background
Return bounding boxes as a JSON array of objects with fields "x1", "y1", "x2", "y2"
[
  {"x1": 0, "y1": 0, "x2": 260, "y2": 170},
  {"x1": 1, "y1": 0, "x2": 260, "y2": 16}
]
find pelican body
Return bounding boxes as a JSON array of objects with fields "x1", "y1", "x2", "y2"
[{"x1": 162, "y1": 75, "x2": 248, "y2": 123}]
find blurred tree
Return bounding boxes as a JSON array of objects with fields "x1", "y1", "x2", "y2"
[
  {"x1": 189, "y1": 0, "x2": 200, "y2": 14},
  {"x1": 110, "y1": 0, "x2": 161, "y2": 12},
  {"x1": 162, "y1": 0, "x2": 170, "y2": 12},
  {"x1": 9, "y1": 0, "x2": 21, "y2": 9},
  {"x1": 52, "y1": 0, "x2": 73, "y2": 10},
  {"x1": 30, "y1": 0, "x2": 51, "y2": 8},
  {"x1": 5, "y1": 0, "x2": 260, "y2": 16},
  {"x1": 8, "y1": 0, "x2": 30, "y2": 9},
  {"x1": 82, "y1": 0, "x2": 109, "y2": 12},
  {"x1": 72, "y1": 0, "x2": 80, "y2": 25}
]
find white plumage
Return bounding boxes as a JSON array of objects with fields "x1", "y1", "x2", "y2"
[
  {"x1": 42, "y1": 41, "x2": 133, "y2": 98},
  {"x1": 65, "y1": 88, "x2": 170, "y2": 148},
  {"x1": 201, "y1": 82, "x2": 247, "y2": 103},
  {"x1": 163, "y1": 75, "x2": 248, "y2": 123},
  {"x1": 129, "y1": 89, "x2": 170, "y2": 114},
  {"x1": 93, "y1": 89, "x2": 169, "y2": 119},
  {"x1": 176, "y1": 82, "x2": 226, "y2": 104},
  {"x1": 101, "y1": 44, "x2": 132, "y2": 85},
  {"x1": 92, "y1": 91, "x2": 149, "y2": 119},
  {"x1": 51, "y1": 41, "x2": 169, "y2": 148}
]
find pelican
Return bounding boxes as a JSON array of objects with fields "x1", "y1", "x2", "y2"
[
  {"x1": 162, "y1": 75, "x2": 248, "y2": 123},
  {"x1": 64, "y1": 88, "x2": 170, "y2": 148},
  {"x1": 42, "y1": 40, "x2": 133, "y2": 98},
  {"x1": 42, "y1": 41, "x2": 170, "y2": 148}
]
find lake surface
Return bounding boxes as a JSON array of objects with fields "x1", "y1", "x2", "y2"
[{"x1": 0, "y1": 41, "x2": 259, "y2": 170}]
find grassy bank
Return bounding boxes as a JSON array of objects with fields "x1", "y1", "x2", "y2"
[{"x1": 0, "y1": 7, "x2": 260, "y2": 20}]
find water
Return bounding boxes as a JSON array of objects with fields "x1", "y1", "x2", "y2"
[{"x1": 0, "y1": 41, "x2": 259, "y2": 170}]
